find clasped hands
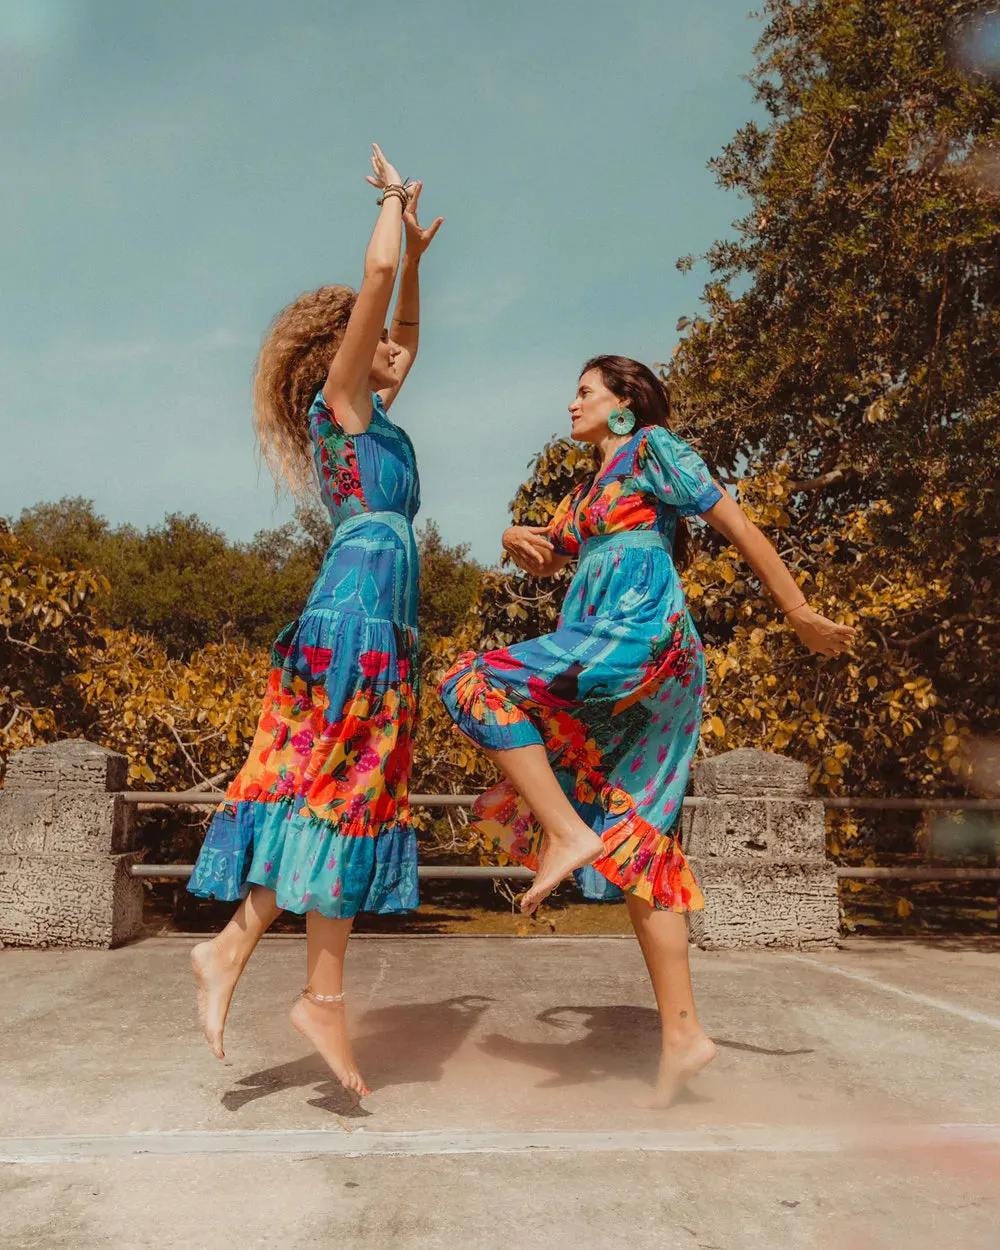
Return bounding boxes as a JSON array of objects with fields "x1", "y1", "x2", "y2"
[{"x1": 502, "y1": 525, "x2": 562, "y2": 575}]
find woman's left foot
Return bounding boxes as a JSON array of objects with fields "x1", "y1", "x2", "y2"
[
  {"x1": 191, "y1": 940, "x2": 241, "y2": 1060},
  {"x1": 635, "y1": 1033, "x2": 717, "y2": 1108},
  {"x1": 520, "y1": 827, "x2": 605, "y2": 915},
  {"x1": 290, "y1": 993, "x2": 370, "y2": 1103}
]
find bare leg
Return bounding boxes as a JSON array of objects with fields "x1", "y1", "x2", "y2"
[
  {"x1": 626, "y1": 894, "x2": 716, "y2": 1108},
  {"x1": 191, "y1": 884, "x2": 282, "y2": 1059},
  {"x1": 289, "y1": 912, "x2": 369, "y2": 1099},
  {"x1": 485, "y1": 743, "x2": 604, "y2": 915}
]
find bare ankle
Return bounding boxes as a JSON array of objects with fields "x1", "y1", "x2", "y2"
[
  {"x1": 663, "y1": 1013, "x2": 705, "y2": 1048},
  {"x1": 542, "y1": 818, "x2": 600, "y2": 844},
  {"x1": 209, "y1": 938, "x2": 248, "y2": 974}
]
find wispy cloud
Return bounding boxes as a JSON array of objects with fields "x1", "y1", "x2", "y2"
[{"x1": 0, "y1": 328, "x2": 256, "y2": 370}]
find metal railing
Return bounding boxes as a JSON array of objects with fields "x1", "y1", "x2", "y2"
[{"x1": 122, "y1": 791, "x2": 1000, "y2": 884}]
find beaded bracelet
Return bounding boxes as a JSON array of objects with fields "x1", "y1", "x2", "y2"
[{"x1": 377, "y1": 183, "x2": 408, "y2": 208}]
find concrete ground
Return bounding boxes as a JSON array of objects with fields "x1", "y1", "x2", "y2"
[{"x1": 2, "y1": 934, "x2": 999, "y2": 1249}]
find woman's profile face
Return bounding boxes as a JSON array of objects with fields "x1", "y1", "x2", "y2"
[
  {"x1": 369, "y1": 328, "x2": 401, "y2": 389},
  {"x1": 568, "y1": 369, "x2": 621, "y2": 445}
]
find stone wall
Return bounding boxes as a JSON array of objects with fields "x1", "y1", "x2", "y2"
[{"x1": 0, "y1": 740, "x2": 841, "y2": 951}]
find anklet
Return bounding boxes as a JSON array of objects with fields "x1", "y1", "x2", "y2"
[{"x1": 302, "y1": 988, "x2": 346, "y2": 1004}]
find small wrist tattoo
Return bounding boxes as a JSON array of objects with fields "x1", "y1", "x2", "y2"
[
  {"x1": 393, "y1": 318, "x2": 419, "y2": 327},
  {"x1": 679, "y1": 1010, "x2": 688, "y2": 1018}
]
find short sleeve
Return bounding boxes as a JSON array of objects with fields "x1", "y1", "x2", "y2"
[
  {"x1": 637, "y1": 425, "x2": 722, "y2": 517},
  {"x1": 547, "y1": 490, "x2": 581, "y2": 556}
]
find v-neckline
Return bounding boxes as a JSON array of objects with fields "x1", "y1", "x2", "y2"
[{"x1": 587, "y1": 428, "x2": 644, "y2": 492}]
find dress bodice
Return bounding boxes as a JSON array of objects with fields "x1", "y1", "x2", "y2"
[
  {"x1": 309, "y1": 391, "x2": 421, "y2": 529},
  {"x1": 549, "y1": 425, "x2": 720, "y2": 557}
]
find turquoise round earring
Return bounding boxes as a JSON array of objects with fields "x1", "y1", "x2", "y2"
[{"x1": 607, "y1": 405, "x2": 636, "y2": 435}]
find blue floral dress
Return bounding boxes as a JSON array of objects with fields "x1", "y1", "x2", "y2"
[
  {"x1": 439, "y1": 424, "x2": 722, "y2": 909},
  {"x1": 188, "y1": 392, "x2": 421, "y2": 917}
]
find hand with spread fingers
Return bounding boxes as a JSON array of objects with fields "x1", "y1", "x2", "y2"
[
  {"x1": 502, "y1": 525, "x2": 559, "y2": 575},
  {"x1": 402, "y1": 181, "x2": 444, "y2": 259},
  {"x1": 786, "y1": 605, "x2": 856, "y2": 657},
  {"x1": 364, "y1": 142, "x2": 404, "y2": 195}
]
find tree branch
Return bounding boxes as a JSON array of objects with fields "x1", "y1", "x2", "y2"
[
  {"x1": 892, "y1": 614, "x2": 998, "y2": 649},
  {"x1": 152, "y1": 715, "x2": 221, "y2": 789},
  {"x1": 788, "y1": 467, "x2": 851, "y2": 492},
  {"x1": 3, "y1": 630, "x2": 54, "y2": 657}
]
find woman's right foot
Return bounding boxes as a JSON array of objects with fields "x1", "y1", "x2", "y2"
[
  {"x1": 635, "y1": 1033, "x2": 717, "y2": 1109},
  {"x1": 190, "y1": 940, "x2": 242, "y2": 1059},
  {"x1": 520, "y1": 825, "x2": 605, "y2": 915},
  {"x1": 290, "y1": 993, "x2": 370, "y2": 1101}
]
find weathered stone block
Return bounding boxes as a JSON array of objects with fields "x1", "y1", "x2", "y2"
[
  {"x1": 685, "y1": 798, "x2": 826, "y2": 863},
  {"x1": 687, "y1": 860, "x2": 839, "y2": 950},
  {"x1": 4, "y1": 739, "x2": 128, "y2": 794},
  {"x1": 0, "y1": 741, "x2": 143, "y2": 948},
  {"x1": 693, "y1": 748, "x2": 808, "y2": 799},
  {"x1": 680, "y1": 749, "x2": 839, "y2": 949},
  {"x1": 0, "y1": 852, "x2": 143, "y2": 948},
  {"x1": 0, "y1": 790, "x2": 133, "y2": 855}
]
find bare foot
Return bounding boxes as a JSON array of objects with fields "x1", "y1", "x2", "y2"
[
  {"x1": 520, "y1": 825, "x2": 605, "y2": 915},
  {"x1": 635, "y1": 1033, "x2": 717, "y2": 1108},
  {"x1": 190, "y1": 940, "x2": 242, "y2": 1059},
  {"x1": 290, "y1": 995, "x2": 370, "y2": 1101}
]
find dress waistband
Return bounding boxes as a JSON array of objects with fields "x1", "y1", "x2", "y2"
[
  {"x1": 579, "y1": 530, "x2": 674, "y2": 560},
  {"x1": 332, "y1": 510, "x2": 415, "y2": 542}
]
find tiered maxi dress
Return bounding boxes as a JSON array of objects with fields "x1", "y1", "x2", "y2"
[
  {"x1": 438, "y1": 423, "x2": 722, "y2": 910},
  {"x1": 188, "y1": 391, "x2": 421, "y2": 917}
]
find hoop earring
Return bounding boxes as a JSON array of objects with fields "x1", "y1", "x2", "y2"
[{"x1": 607, "y1": 406, "x2": 636, "y2": 435}]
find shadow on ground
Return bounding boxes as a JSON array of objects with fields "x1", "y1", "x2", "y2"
[
  {"x1": 223, "y1": 995, "x2": 495, "y2": 1118},
  {"x1": 477, "y1": 1004, "x2": 815, "y2": 1090}
]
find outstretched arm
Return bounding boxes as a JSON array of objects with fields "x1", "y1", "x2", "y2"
[
  {"x1": 323, "y1": 143, "x2": 406, "y2": 433},
  {"x1": 379, "y1": 181, "x2": 444, "y2": 412},
  {"x1": 701, "y1": 488, "x2": 855, "y2": 657}
]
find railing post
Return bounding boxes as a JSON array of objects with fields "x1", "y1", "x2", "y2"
[
  {"x1": 0, "y1": 740, "x2": 143, "y2": 948},
  {"x1": 683, "y1": 748, "x2": 839, "y2": 949}
]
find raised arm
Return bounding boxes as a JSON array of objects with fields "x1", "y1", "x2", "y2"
[
  {"x1": 323, "y1": 144, "x2": 407, "y2": 433},
  {"x1": 701, "y1": 489, "x2": 855, "y2": 657},
  {"x1": 379, "y1": 181, "x2": 444, "y2": 412}
]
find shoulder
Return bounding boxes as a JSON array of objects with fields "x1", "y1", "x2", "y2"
[
  {"x1": 637, "y1": 424, "x2": 711, "y2": 479},
  {"x1": 309, "y1": 389, "x2": 335, "y2": 429},
  {"x1": 637, "y1": 423, "x2": 689, "y2": 462}
]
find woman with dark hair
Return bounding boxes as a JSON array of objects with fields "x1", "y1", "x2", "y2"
[
  {"x1": 438, "y1": 355, "x2": 853, "y2": 1106},
  {"x1": 187, "y1": 145, "x2": 443, "y2": 1099}
]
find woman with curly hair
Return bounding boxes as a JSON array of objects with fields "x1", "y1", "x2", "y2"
[
  {"x1": 438, "y1": 355, "x2": 853, "y2": 1106},
  {"x1": 188, "y1": 145, "x2": 443, "y2": 1099}
]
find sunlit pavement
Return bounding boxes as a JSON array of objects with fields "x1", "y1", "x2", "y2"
[{"x1": 3, "y1": 935, "x2": 999, "y2": 1248}]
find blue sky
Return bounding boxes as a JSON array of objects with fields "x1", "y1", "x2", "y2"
[{"x1": 0, "y1": 0, "x2": 761, "y2": 563}]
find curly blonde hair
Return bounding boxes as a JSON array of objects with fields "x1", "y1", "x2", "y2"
[{"x1": 252, "y1": 284, "x2": 357, "y2": 495}]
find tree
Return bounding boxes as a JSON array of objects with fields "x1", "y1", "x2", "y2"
[
  {"x1": 415, "y1": 519, "x2": 484, "y2": 646},
  {"x1": 13, "y1": 499, "x2": 326, "y2": 655},
  {"x1": 663, "y1": 0, "x2": 1000, "y2": 801},
  {"x1": 0, "y1": 523, "x2": 107, "y2": 773}
]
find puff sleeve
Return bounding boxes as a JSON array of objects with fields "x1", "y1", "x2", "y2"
[{"x1": 637, "y1": 425, "x2": 722, "y2": 517}]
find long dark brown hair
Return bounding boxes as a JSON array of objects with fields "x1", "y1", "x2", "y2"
[{"x1": 581, "y1": 354, "x2": 694, "y2": 569}]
